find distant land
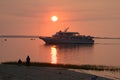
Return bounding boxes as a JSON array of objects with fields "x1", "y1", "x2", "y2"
[
  {"x1": 0, "y1": 35, "x2": 120, "y2": 39},
  {"x1": 94, "y1": 37, "x2": 120, "y2": 39},
  {"x1": 0, "y1": 35, "x2": 40, "y2": 38}
]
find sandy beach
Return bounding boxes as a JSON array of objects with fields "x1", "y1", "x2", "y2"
[{"x1": 0, "y1": 64, "x2": 112, "y2": 80}]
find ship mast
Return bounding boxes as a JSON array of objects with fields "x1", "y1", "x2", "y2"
[{"x1": 64, "y1": 27, "x2": 69, "y2": 32}]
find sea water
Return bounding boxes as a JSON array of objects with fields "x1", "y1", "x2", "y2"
[{"x1": 0, "y1": 38, "x2": 120, "y2": 66}]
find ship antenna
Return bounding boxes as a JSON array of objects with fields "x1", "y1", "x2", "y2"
[{"x1": 64, "y1": 27, "x2": 69, "y2": 32}]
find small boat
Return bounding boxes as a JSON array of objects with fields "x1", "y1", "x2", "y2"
[{"x1": 39, "y1": 27, "x2": 94, "y2": 44}]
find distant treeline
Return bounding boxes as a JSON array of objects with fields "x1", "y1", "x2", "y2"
[
  {"x1": 94, "y1": 37, "x2": 120, "y2": 39},
  {"x1": 0, "y1": 35, "x2": 120, "y2": 39},
  {"x1": 0, "y1": 35, "x2": 40, "y2": 38}
]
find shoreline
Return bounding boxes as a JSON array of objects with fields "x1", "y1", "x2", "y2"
[
  {"x1": 2, "y1": 62, "x2": 120, "y2": 71},
  {"x1": 0, "y1": 62, "x2": 113, "y2": 80},
  {"x1": 69, "y1": 69, "x2": 120, "y2": 80}
]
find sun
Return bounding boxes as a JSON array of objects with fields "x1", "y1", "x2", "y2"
[{"x1": 51, "y1": 16, "x2": 58, "y2": 22}]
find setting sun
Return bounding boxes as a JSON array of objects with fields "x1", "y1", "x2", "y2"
[{"x1": 51, "y1": 16, "x2": 58, "y2": 22}]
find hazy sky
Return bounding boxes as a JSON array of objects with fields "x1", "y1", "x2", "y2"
[{"x1": 0, "y1": 0, "x2": 120, "y2": 37}]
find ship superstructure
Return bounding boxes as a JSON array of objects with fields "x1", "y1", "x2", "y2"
[{"x1": 39, "y1": 28, "x2": 94, "y2": 44}]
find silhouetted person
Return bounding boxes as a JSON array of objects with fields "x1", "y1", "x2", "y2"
[
  {"x1": 26, "y1": 56, "x2": 30, "y2": 66},
  {"x1": 18, "y1": 59, "x2": 22, "y2": 66}
]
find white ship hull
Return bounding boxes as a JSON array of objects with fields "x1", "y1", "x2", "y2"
[{"x1": 39, "y1": 37, "x2": 94, "y2": 44}]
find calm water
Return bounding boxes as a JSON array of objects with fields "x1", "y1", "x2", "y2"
[{"x1": 0, "y1": 38, "x2": 120, "y2": 67}]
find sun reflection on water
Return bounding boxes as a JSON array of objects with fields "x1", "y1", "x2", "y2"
[{"x1": 51, "y1": 46, "x2": 57, "y2": 64}]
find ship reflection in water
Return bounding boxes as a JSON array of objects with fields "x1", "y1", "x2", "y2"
[
  {"x1": 55, "y1": 44, "x2": 93, "y2": 49},
  {"x1": 47, "y1": 44, "x2": 94, "y2": 64},
  {"x1": 51, "y1": 46, "x2": 57, "y2": 64}
]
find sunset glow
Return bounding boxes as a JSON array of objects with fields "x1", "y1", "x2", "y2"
[
  {"x1": 51, "y1": 47, "x2": 57, "y2": 64},
  {"x1": 51, "y1": 16, "x2": 58, "y2": 22}
]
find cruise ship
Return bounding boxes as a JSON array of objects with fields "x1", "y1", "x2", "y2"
[{"x1": 39, "y1": 28, "x2": 94, "y2": 44}]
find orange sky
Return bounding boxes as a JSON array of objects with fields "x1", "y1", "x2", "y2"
[{"x1": 0, "y1": 0, "x2": 120, "y2": 37}]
